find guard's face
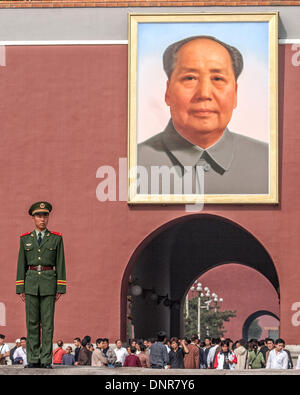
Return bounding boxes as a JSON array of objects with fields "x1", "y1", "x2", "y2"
[
  {"x1": 33, "y1": 213, "x2": 49, "y2": 230},
  {"x1": 165, "y1": 39, "x2": 237, "y2": 143}
]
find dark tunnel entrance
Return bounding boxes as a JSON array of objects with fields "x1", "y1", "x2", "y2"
[{"x1": 121, "y1": 214, "x2": 279, "y2": 340}]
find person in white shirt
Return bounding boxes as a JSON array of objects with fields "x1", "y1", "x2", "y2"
[
  {"x1": 207, "y1": 338, "x2": 220, "y2": 368},
  {"x1": 266, "y1": 338, "x2": 289, "y2": 369},
  {"x1": 296, "y1": 355, "x2": 300, "y2": 370},
  {"x1": 114, "y1": 339, "x2": 128, "y2": 366},
  {"x1": 13, "y1": 337, "x2": 27, "y2": 366},
  {"x1": 0, "y1": 334, "x2": 10, "y2": 365},
  {"x1": 165, "y1": 341, "x2": 171, "y2": 354}
]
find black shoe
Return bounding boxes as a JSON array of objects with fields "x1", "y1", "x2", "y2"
[
  {"x1": 41, "y1": 363, "x2": 53, "y2": 369},
  {"x1": 25, "y1": 363, "x2": 40, "y2": 368}
]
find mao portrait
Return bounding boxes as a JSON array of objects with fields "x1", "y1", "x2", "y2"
[{"x1": 128, "y1": 14, "x2": 278, "y2": 204}]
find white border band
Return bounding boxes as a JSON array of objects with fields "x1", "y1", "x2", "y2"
[{"x1": 0, "y1": 39, "x2": 299, "y2": 46}]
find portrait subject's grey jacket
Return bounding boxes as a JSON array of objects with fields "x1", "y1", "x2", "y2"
[{"x1": 137, "y1": 120, "x2": 268, "y2": 195}]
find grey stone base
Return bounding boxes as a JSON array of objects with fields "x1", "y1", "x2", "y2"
[{"x1": 1, "y1": 366, "x2": 300, "y2": 375}]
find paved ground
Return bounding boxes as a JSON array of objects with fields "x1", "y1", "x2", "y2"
[{"x1": 1, "y1": 366, "x2": 300, "y2": 375}]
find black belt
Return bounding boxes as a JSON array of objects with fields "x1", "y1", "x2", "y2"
[{"x1": 28, "y1": 265, "x2": 55, "y2": 272}]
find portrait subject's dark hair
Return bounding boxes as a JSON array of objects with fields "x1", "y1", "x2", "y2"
[{"x1": 163, "y1": 35, "x2": 244, "y2": 81}]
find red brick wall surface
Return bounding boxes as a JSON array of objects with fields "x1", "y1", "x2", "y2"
[
  {"x1": 0, "y1": 43, "x2": 300, "y2": 344},
  {"x1": 196, "y1": 264, "x2": 280, "y2": 340}
]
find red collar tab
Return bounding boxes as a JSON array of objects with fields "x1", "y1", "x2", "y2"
[
  {"x1": 20, "y1": 232, "x2": 31, "y2": 237},
  {"x1": 50, "y1": 231, "x2": 62, "y2": 236}
]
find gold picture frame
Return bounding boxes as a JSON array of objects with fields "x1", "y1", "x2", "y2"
[{"x1": 128, "y1": 12, "x2": 278, "y2": 204}]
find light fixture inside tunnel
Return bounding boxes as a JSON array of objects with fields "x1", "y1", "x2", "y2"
[
  {"x1": 130, "y1": 284, "x2": 143, "y2": 296},
  {"x1": 128, "y1": 277, "x2": 179, "y2": 308}
]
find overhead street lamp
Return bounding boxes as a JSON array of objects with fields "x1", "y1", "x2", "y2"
[{"x1": 189, "y1": 282, "x2": 223, "y2": 338}]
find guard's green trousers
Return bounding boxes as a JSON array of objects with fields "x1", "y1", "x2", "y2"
[{"x1": 25, "y1": 294, "x2": 55, "y2": 365}]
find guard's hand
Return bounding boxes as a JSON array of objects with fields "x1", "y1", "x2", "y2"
[
  {"x1": 55, "y1": 293, "x2": 63, "y2": 302},
  {"x1": 19, "y1": 293, "x2": 25, "y2": 302}
]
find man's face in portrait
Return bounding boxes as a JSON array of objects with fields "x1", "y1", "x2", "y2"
[{"x1": 165, "y1": 38, "x2": 238, "y2": 147}]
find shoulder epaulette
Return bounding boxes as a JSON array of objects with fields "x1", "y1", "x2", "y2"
[
  {"x1": 50, "y1": 231, "x2": 62, "y2": 236},
  {"x1": 20, "y1": 232, "x2": 31, "y2": 237}
]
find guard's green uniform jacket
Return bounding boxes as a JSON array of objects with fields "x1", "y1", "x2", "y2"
[{"x1": 16, "y1": 230, "x2": 66, "y2": 295}]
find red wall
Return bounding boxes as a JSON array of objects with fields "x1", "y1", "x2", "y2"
[
  {"x1": 196, "y1": 264, "x2": 280, "y2": 340},
  {"x1": 0, "y1": 44, "x2": 300, "y2": 344}
]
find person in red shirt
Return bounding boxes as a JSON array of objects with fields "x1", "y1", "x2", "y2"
[
  {"x1": 123, "y1": 347, "x2": 142, "y2": 367},
  {"x1": 53, "y1": 340, "x2": 66, "y2": 365}
]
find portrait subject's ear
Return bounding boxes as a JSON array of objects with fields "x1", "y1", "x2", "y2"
[
  {"x1": 165, "y1": 80, "x2": 171, "y2": 106},
  {"x1": 234, "y1": 83, "x2": 238, "y2": 109}
]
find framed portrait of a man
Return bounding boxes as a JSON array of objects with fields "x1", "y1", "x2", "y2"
[{"x1": 128, "y1": 13, "x2": 278, "y2": 204}]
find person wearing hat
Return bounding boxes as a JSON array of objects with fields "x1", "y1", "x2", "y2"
[
  {"x1": 10, "y1": 339, "x2": 21, "y2": 364},
  {"x1": 16, "y1": 201, "x2": 66, "y2": 368}
]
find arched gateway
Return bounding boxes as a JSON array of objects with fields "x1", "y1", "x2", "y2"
[
  {"x1": 242, "y1": 310, "x2": 280, "y2": 340},
  {"x1": 121, "y1": 214, "x2": 280, "y2": 341}
]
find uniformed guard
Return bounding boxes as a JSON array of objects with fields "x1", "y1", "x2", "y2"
[{"x1": 16, "y1": 201, "x2": 66, "y2": 368}]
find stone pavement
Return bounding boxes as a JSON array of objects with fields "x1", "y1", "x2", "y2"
[{"x1": 1, "y1": 366, "x2": 300, "y2": 375}]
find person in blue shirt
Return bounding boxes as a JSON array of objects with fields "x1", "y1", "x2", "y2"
[
  {"x1": 149, "y1": 331, "x2": 169, "y2": 369},
  {"x1": 62, "y1": 346, "x2": 75, "y2": 366}
]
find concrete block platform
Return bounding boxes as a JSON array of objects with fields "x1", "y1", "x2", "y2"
[{"x1": 1, "y1": 366, "x2": 300, "y2": 375}]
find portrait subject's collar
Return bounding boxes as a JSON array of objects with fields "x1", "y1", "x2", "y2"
[
  {"x1": 205, "y1": 128, "x2": 235, "y2": 172},
  {"x1": 162, "y1": 119, "x2": 235, "y2": 172},
  {"x1": 162, "y1": 120, "x2": 205, "y2": 168}
]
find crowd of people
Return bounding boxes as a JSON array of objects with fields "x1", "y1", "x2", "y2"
[{"x1": 1, "y1": 332, "x2": 300, "y2": 370}]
